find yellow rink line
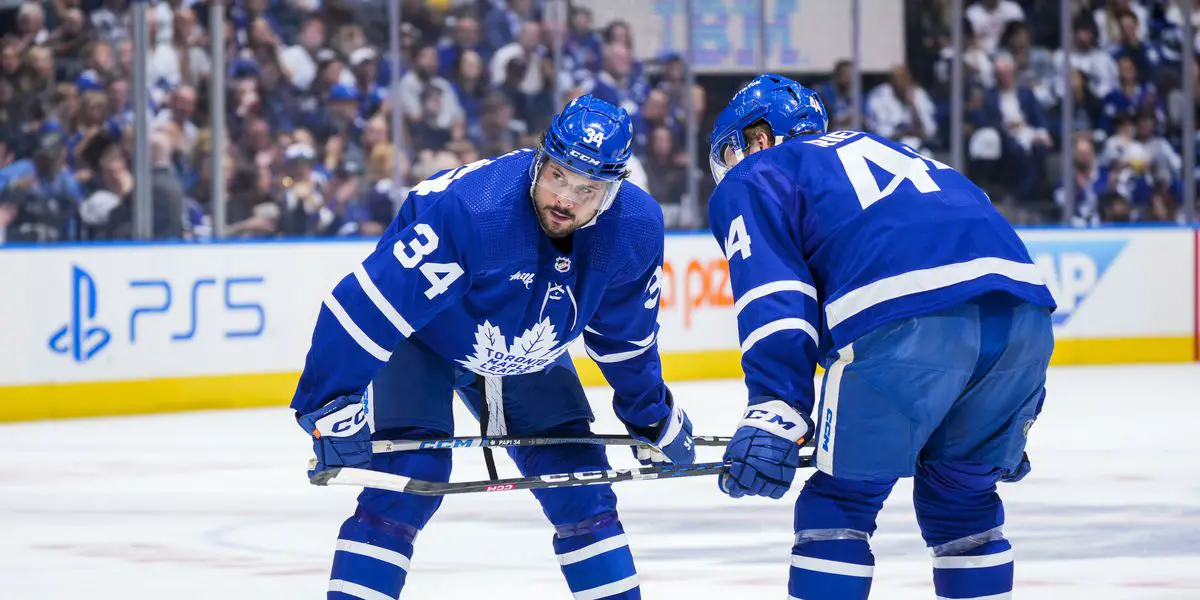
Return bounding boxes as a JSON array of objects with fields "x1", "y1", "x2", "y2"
[{"x1": 0, "y1": 338, "x2": 1193, "y2": 422}]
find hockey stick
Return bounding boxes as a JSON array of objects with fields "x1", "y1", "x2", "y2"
[
  {"x1": 371, "y1": 434, "x2": 733, "y2": 454},
  {"x1": 310, "y1": 454, "x2": 815, "y2": 496}
]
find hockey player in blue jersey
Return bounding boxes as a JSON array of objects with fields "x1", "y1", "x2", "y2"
[
  {"x1": 290, "y1": 94, "x2": 695, "y2": 599},
  {"x1": 706, "y1": 74, "x2": 1057, "y2": 600}
]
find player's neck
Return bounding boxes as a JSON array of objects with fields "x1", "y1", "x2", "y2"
[{"x1": 549, "y1": 233, "x2": 573, "y2": 255}]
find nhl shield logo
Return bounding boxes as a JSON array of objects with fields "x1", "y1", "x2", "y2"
[{"x1": 555, "y1": 257, "x2": 571, "y2": 273}]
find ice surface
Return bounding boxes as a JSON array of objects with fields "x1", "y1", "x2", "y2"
[{"x1": 2, "y1": 364, "x2": 1199, "y2": 599}]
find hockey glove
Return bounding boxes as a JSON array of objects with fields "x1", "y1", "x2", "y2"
[
  {"x1": 624, "y1": 389, "x2": 695, "y2": 466},
  {"x1": 297, "y1": 392, "x2": 372, "y2": 478},
  {"x1": 719, "y1": 399, "x2": 812, "y2": 500}
]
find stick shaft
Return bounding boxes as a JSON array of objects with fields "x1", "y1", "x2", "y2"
[{"x1": 372, "y1": 435, "x2": 732, "y2": 453}]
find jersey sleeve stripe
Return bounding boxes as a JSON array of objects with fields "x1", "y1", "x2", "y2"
[
  {"x1": 351, "y1": 264, "x2": 415, "y2": 337},
  {"x1": 734, "y1": 280, "x2": 819, "y2": 316},
  {"x1": 322, "y1": 292, "x2": 392, "y2": 362},
  {"x1": 584, "y1": 341, "x2": 655, "y2": 364},
  {"x1": 741, "y1": 318, "x2": 819, "y2": 353},
  {"x1": 824, "y1": 257, "x2": 1046, "y2": 329}
]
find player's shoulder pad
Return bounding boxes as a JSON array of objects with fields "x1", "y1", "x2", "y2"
[
  {"x1": 584, "y1": 180, "x2": 665, "y2": 284},
  {"x1": 443, "y1": 148, "x2": 541, "y2": 270}
]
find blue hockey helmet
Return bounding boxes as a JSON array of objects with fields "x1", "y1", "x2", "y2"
[
  {"x1": 531, "y1": 94, "x2": 633, "y2": 224},
  {"x1": 708, "y1": 73, "x2": 828, "y2": 184}
]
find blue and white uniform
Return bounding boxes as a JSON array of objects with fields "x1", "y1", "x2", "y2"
[
  {"x1": 708, "y1": 74, "x2": 1056, "y2": 600},
  {"x1": 292, "y1": 96, "x2": 694, "y2": 600}
]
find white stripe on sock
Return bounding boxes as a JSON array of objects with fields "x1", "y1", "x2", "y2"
[
  {"x1": 935, "y1": 593, "x2": 1012, "y2": 600},
  {"x1": 556, "y1": 534, "x2": 630, "y2": 566},
  {"x1": 335, "y1": 539, "x2": 411, "y2": 572},
  {"x1": 573, "y1": 574, "x2": 639, "y2": 600},
  {"x1": 790, "y1": 554, "x2": 874, "y2": 578},
  {"x1": 328, "y1": 579, "x2": 396, "y2": 600},
  {"x1": 933, "y1": 549, "x2": 1013, "y2": 569}
]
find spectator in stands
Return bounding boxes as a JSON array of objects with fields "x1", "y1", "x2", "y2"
[
  {"x1": 565, "y1": 5, "x2": 603, "y2": 73},
  {"x1": 281, "y1": 17, "x2": 326, "y2": 91},
  {"x1": 965, "y1": 0, "x2": 1026, "y2": 54},
  {"x1": 1056, "y1": 133, "x2": 1107, "y2": 225},
  {"x1": 1050, "y1": 69, "x2": 1105, "y2": 143},
  {"x1": 1109, "y1": 9, "x2": 1162, "y2": 87},
  {"x1": 1101, "y1": 54, "x2": 1162, "y2": 133},
  {"x1": 362, "y1": 142, "x2": 400, "y2": 235},
  {"x1": 867, "y1": 65, "x2": 937, "y2": 152},
  {"x1": 470, "y1": 90, "x2": 522, "y2": 157},
  {"x1": 398, "y1": 43, "x2": 464, "y2": 148},
  {"x1": 89, "y1": 0, "x2": 127, "y2": 46},
  {"x1": 0, "y1": 132, "x2": 81, "y2": 242},
  {"x1": 154, "y1": 85, "x2": 199, "y2": 159},
  {"x1": 1094, "y1": 0, "x2": 1149, "y2": 48},
  {"x1": 986, "y1": 53, "x2": 1052, "y2": 200},
  {"x1": 47, "y1": 8, "x2": 90, "y2": 79},
  {"x1": 640, "y1": 126, "x2": 685, "y2": 227},
  {"x1": 275, "y1": 143, "x2": 326, "y2": 237},
  {"x1": 170, "y1": 7, "x2": 210, "y2": 89},
  {"x1": 1134, "y1": 110, "x2": 1182, "y2": 191},
  {"x1": 817, "y1": 59, "x2": 862, "y2": 131},
  {"x1": 1058, "y1": 16, "x2": 1118, "y2": 100},
  {"x1": 438, "y1": 13, "x2": 489, "y2": 78},
  {"x1": 484, "y1": 0, "x2": 535, "y2": 52},
  {"x1": 451, "y1": 49, "x2": 488, "y2": 126},
  {"x1": 78, "y1": 142, "x2": 133, "y2": 240},
  {"x1": 632, "y1": 89, "x2": 679, "y2": 157},
  {"x1": 998, "y1": 21, "x2": 1056, "y2": 107},
  {"x1": 147, "y1": 130, "x2": 184, "y2": 239},
  {"x1": 490, "y1": 21, "x2": 546, "y2": 104},
  {"x1": 349, "y1": 47, "x2": 385, "y2": 116},
  {"x1": 591, "y1": 42, "x2": 649, "y2": 115}
]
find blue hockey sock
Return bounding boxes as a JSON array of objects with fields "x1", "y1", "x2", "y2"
[
  {"x1": 552, "y1": 513, "x2": 640, "y2": 599},
  {"x1": 789, "y1": 537, "x2": 874, "y2": 600},
  {"x1": 931, "y1": 537, "x2": 1013, "y2": 599},
  {"x1": 328, "y1": 507, "x2": 419, "y2": 599}
]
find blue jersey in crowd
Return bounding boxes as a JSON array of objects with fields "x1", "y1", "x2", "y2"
[
  {"x1": 290, "y1": 147, "x2": 671, "y2": 429},
  {"x1": 707, "y1": 130, "x2": 1057, "y2": 416}
]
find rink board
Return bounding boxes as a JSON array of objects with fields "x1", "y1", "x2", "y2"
[{"x1": 1, "y1": 227, "x2": 1196, "y2": 421}]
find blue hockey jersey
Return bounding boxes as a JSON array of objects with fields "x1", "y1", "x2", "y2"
[
  {"x1": 708, "y1": 130, "x2": 1057, "y2": 415},
  {"x1": 291, "y1": 148, "x2": 671, "y2": 429}
]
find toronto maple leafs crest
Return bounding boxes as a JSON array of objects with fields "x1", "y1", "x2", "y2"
[{"x1": 457, "y1": 318, "x2": 571, "y2": 376}]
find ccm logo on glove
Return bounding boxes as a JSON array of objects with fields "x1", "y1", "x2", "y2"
[
  {"x1": 739, "y1": 400, "x2": 810, "y2": 444},
  {"x1": 313, "y1": 402, "x2": 367, "y2": 438}
]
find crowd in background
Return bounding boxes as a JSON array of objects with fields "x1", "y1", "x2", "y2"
[{"x1": 0, "y1": 0, "x2": 1196, "y2": 244}]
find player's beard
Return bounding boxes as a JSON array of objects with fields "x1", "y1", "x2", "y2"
[{"x1": 536, "y1": 203, "x2": 597, "y2": 238}]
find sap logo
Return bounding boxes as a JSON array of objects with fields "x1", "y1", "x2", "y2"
[
  {"x1": 48, "y1": 266, "x2": 112, "y2": 363},
  {"x1": 568, "y1": 148, "x2": 601, "y2": 166},
  {"x1": 1024, "y1": 239, "x2": 1127, "y2": 325},
  {"x1": 821, "y1": 408, "x2": 834, "y2": 452},
  {"x1": 510, "y1": 271, "x2": 534, "y2": 289},
  {"x1": 746, "y1": 408, "x2": 796, "y2": 430}
]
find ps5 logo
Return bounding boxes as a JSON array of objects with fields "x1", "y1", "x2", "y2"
[{"x1": 48, "y1": 266, "x2": 112, "y2": 363}]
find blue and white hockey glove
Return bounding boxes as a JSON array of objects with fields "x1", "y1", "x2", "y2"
[
  {"x1": 624, "y1": 389, "x2": 695, "y2": 466},
  {"x1": 719, "y1": 399, "x2": 812, "y2": 500},
  {"x1": 297, "y1": 392, "x2": 372, "y2": 478}
]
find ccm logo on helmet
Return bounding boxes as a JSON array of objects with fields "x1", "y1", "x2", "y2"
[{"x1": 568, "y1": 149, "x2": 602, "y2": 166}]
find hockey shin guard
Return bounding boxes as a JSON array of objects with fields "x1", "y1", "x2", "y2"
[{"x1": 328, "y1": 506, "x2": 419, "y2": 599}]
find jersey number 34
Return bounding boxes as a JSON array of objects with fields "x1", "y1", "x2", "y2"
[{"x1": 394, "y1": 223, "x2": 464, "y2": 299}]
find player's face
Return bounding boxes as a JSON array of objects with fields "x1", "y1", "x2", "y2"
[{"x1": 533, "y1": 160, "x2": 606, "y2": 238}]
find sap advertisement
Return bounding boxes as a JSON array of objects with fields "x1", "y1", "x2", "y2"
[{"x1": 0, "y1": 228, "x2": 1196, "y2": 406}]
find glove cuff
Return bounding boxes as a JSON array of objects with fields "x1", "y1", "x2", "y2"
[{"x1": 738, "y1": 399, "x2": 809, "y2": 443}]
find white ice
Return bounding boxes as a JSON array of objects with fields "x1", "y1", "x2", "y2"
[{"x1": 2, "y1": 364, "x2": 1199, "y2": 599}]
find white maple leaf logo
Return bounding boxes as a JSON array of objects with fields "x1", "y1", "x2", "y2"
[{"x1": 457, "y1": 318, "x2": 569, "y2": 376}]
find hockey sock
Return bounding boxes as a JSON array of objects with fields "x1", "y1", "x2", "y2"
[
  {"x1": 552, "y1": 512, "x2": 640, "y2": 599},
  {"x1": 931, "y1": 537, "x2": 1013, "y2": 599},
  {"x1": 328, "y1": 506, "x2": 419, "y2": 599},
  {"x1": 789, "y1": 536, "x2": 874, "y2": 600}
]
